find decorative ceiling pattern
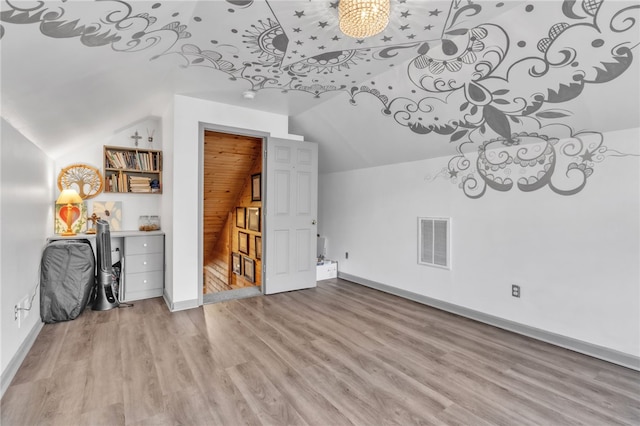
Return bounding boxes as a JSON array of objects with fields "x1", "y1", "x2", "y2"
[
  {"x1": 1, "y1": 0, "x2": 500, "y2": 96},
  {"x1": 1, "y1": 0, "x2": 638, "y2": 198}
]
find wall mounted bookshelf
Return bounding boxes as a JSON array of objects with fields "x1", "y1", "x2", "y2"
[{"x1": 103, "y1": 145, "x2": 162, "y2": 193}]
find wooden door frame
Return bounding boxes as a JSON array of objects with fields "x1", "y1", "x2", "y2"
[{"x1": 197, "y1": 122, "x2": 268, "y2": 306}]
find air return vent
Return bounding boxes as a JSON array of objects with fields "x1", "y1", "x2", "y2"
[{"x1": 418, "y1": 217, "x2": 451, "y2": 269}]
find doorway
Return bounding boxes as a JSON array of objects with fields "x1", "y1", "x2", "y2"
[{"x1": 202, "y1": 130, "x2": 263, "y2": 300}]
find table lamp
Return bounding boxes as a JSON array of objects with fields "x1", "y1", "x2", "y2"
[{"x1": 56, "y1": 189, "x2": 83, "y2": 236}]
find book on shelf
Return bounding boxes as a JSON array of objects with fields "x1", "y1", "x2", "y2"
[
  {"x1": 104, "y1": 146, "x2": 162, "y2": 193},
  {"x1": 129, "y1": 175, "x2": 151, "y2": 192},
  {"x1": 106, "y1": 151, "x2": 121, "y2": 169},
  {"x1": 129, "y1": 176, "x2": 150, "y2": 181},
  {"x1": 120, "y1": 171, "x2": 128, "y2": 192},
  {"x1": 105, "y1": 173, "x2": 160, "y2": 193},
  {"x1": 111, "y1": 150, "x2": 159, "y2": 170},
  {"x1": 107, "y1": 172, "x2": 124, "y2": 192},
  {"x1": 107, "y1": 150, "x2": 129, "y2": 169}
]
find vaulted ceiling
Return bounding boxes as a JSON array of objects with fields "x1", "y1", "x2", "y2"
[{"x1": 1, "y1": 0, "x2": 639, "y2": 177}]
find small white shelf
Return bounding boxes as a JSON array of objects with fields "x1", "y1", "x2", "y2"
[{"x1": 316, "y1": 260, "x2": 337, "y2": 281}]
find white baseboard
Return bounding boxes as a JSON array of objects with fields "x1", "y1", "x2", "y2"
[
  {"x1": 339, "y1": 272, "x2": 640, "y2": 371},
  {"x1": 1, "y1": 320, "x2": 44, "y2": 399},
  {"x1": 163, "y1": 290, "x2": 198, "y2": 312}
]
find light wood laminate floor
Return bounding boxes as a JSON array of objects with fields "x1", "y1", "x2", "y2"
[{"x1": 2, "y1": 279, "x2": 639, "y2": 425}]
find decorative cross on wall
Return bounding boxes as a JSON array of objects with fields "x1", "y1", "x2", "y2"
[{"x1": 131, "y1": 130, "x2": 142, "y2": 146}]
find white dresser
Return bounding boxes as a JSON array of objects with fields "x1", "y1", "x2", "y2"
[
  {"x1": 49, "y1": 230, "x2": 165, "y2": 302},
  {"x1": 123, "y1": 234, "x2": 164, "y2": 302}
]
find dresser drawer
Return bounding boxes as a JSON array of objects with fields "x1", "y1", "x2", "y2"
[
  {"x1": 124, "y1": 270, "x2": 163, "y2": 293},
  {"x1": 125, "y1": 235, "x2": 164, "y2": 255},
  {"x1": 123, "y1": 270, "x2": 163, "y2": 302},
  {"x1": 125, "y1": 253, "x2": 163, "y2": 274}
]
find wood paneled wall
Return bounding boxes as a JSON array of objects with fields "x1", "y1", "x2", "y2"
[
  {"x1": 229, "y1": 159, "x2": 262, "y2": 289},
  {"x1": 203, "y1": 131, "x2": 262, "y2": 294}
]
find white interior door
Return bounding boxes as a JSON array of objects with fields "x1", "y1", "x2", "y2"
[{"x1": 264, "y1": 137, "x2": 318, "y2": 294}]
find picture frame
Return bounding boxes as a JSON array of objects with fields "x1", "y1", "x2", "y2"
[
  {"x1": 243, "y1": 256, "x2": 255, "y2": 283},
  {"x1": 55, "y1": 201, "x2": 88, "y2": 234},
  {"x1": 232, "y1": 252, "x2": 242, "y2": 275},
  {"x1": 255, "y1": 236, "x2": 262, "y2": 260},
  {"x1": 247, "y1": 207, "x2": 261, "y2": 232},
  {"x1": 92, "y1": 201, "x2": 122, "y2": 231},
  {"x1": 238, "y1": 231, "x2": 249, "y2": 254},
  {"x1": 251, "y1": 173, "x2": 261, "y2": 202},
  {"x1": 236, "y1": 207, "x2": 246, "y2": 229}
]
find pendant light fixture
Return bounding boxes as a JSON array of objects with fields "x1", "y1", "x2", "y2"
[{"x1": 339, "y1": 0, "x2": 390, "y2": 39}]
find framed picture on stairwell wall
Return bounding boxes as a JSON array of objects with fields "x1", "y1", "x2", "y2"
[
  {"x1": 232, "y1": 252, "x2": 242, "y2": 275},
  {"x1": 255, "y1": 236, "x2": 262, "y2": 260},
  {"x1": 238, "y1": 231, "x2": 249, "y2": 255},
  {"x1": 251, "y1": 173, "x2": 261, "y2": 202},
  {"x1": 247, "y1": 207, "x2": 260, "y2": 232},
  {"x1": 236, "y1": 207, "x2": 245, "y2": 229},
  {"x1": 243, "y1": 256, "x2": 255, "y2": 283}
]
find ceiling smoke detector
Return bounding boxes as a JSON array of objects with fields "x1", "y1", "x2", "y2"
[{"x1": 243, "y1": 90, "x2": 257, "y2": 100}]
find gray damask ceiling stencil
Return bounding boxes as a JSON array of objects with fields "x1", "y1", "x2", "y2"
[{"x1": 1, "y1": 0, "x2": 638, "y2": 198}]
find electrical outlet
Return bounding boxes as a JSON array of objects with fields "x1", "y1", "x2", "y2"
[
  {"x1": 14, "y1": 304, "x2": 20, "y2": 328},
  {"x1": 21, "y1": 296, "x2": 30, "y2": 320},
  {"x1": 512, "y1": 284, "x2": 521, "y2": 298}
]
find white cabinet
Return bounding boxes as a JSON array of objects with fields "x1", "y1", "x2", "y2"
[
  {"x1": 316, "y1": 260, "x2": 337, "y2": 281},
  {"x1": 123, "y1": 234, "x2": 164, "y2": 301}
]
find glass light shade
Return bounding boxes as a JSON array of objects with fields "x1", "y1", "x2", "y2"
[
  {"x1": 339, "y1": 0, "x2": 390, "y2": 39},
  {"x1": 56, "y1": 189, "x2": 83, "y2": 205}
]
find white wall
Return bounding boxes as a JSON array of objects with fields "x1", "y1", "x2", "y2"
[
  {"x1": 1, "y1": 119, "x2": 54, "y2": 390},
  {"x1": 318, "y1": 127, "x2": 640, "y2": 357},
  {"x1": 1, "y1": 116, "x2": 166, "y2": 393},
  {"x1": 161, "y1": 103, "x2": 175, "y2": 301},
  {"x1": 53, "y1": 116, "x2": 163, "y2": 231},
  {"x1": 164, "y1": 95, "x2": 302, "y2": 307}
]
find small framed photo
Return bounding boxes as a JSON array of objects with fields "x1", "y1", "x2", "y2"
[
  {"x1": 243, "y1": 256, "x2": 255, "y2": 283},
  {"x1": 251, "y1": 173, "x2": 261, "y2": 202},
  {"x1": 255, "y1": 236, "x2": 262, "y2": 260},
  {"x1": 238, "y1": 231, "x2": 249, "y2": 254},
  {"x1": 232, "y1": 252, "x2": 242, "y2": 275},
  {"x1": 247, "y1": 207, "x2": 261, "y2": 232},
  {"x1": 236, "y1": 207, "x2": 246, "y2": 229}
]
